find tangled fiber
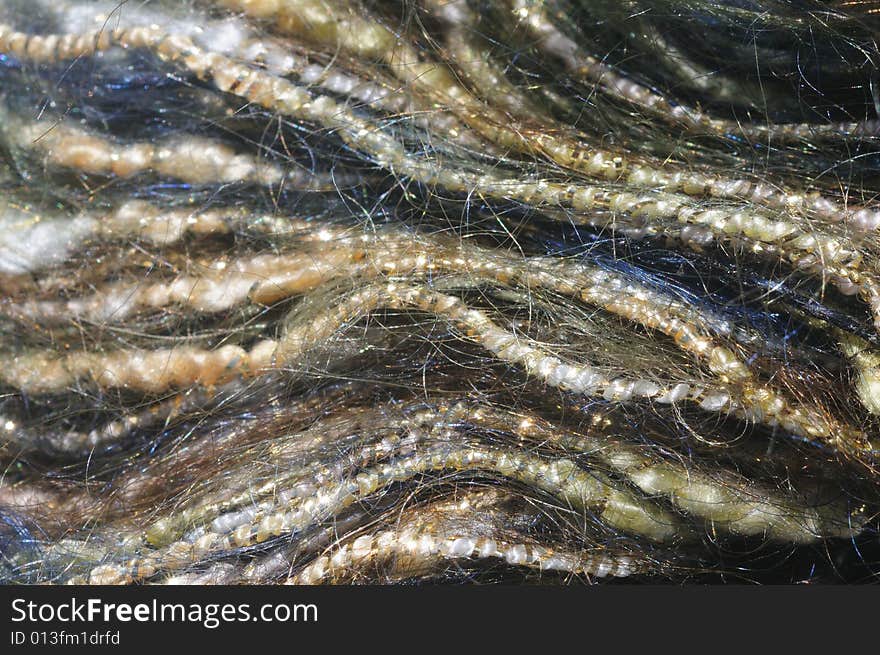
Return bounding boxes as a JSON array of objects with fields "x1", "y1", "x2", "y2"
[{"x1": 1, "y1": 0, "x2": 880, "y2": 584}]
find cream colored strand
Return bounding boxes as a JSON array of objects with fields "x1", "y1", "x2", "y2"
[
  {"x1": 289, "y1": 527, "x2": 640, "y2": 583},
  {"x1": 236, "y1": 35, "x2": 493, "y2": 153},
  {"x1": 469, "y1": 404, "x2": 861, "y2": 542},
  {"x1": 423, "y1": 0, "x2": 544, "y2": 118},
  {"x1": 7, "y1": 234, "x2": 776, "y2": 447},
  {"x1": 14, "y1": 219, "x2": 840, "y2": 440},
  {"x1": 0, "y1": 199, "x2": 326, "y2": 275},
  {"x1": 839, "y1": 332, "x2": 880, "y2": 417},
  {"x1": 206, "y1": 0, "x2": 637, "y2": 179},
  {"x1": 2, "y1": 281, "x2": 865, "y2": 451},
  {"x1": 4, "y1": 19, "x2": 879, "y2": 232},
  {"x1": 3, "y1": 108, "x2": 359, "y2": 191},
  {"x1": 378, "y1": 284, "x2": 863, "y2": 450},
  {"x1": 2, "y1": 384, "x2": 356, "y2": 531},
  {"x1": 2, "y1": 392, "x2": 196, "y2": 454},
  {"x1": 223, "y1": 25, "x2": 493, "y2": 152},
  {"x1": 508, "y1": 0, "x2": 715, "y2": 128},
  {"x1": 505, "y1": 0, "x2": 880, "y2": 228},
  {"x1": 0, "y1": 23, "x2": 868, "y2": 437},
  {"x1": 96, "y1": 201, "x2": 322, "y2": 245},
  {"x1": 5, "y1": 117, "x2": 290, "y2": 186},
  {"x1": 7, "y1": 230, "x2": 740, "y2": 353},
  {"x1": 8, "y1": 199, "x2": 860, "y2": 397},
  {"x1": 1, "y1": 340, "x2": 278, "y2": 395},
  {"x1": 0, "y1": 378, "x2": 256, "y2": 454},
  {"x1": 11, "y1": 246, "x2": 366, "y2": 321},
  {"x1": 2, "y1": 22, "x2": 875, "y2": 292},
  {"x1": 131, "y1": 28, "x2": 880, "y2": 323},
  {"x1": 141, "y1": 405, "x2": 469, "y2": 548},
  {"x1": 290, "y1": 489, "x2": 642, "y2": 583},
  {"x1": 6, "y1": 224, "x2": 771, "y2": 435},
  {"x1": 209, "y1": 0, "x2": 843, "y2": 217},
  {"x1": 7, "y1": 232, "x2": 744, "y2": 379},
  {"x1": 65, "y1": 441, "x2": 680, "y2": 583},
  {"x1": 511, "y1": 0, "x2": 880, "y2": 147}
]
